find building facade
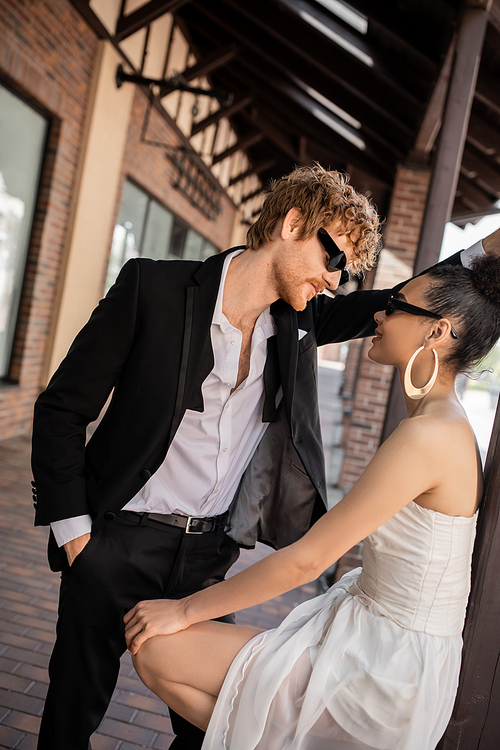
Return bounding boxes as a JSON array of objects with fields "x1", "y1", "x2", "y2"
[{"x1": 0, "y1": 0, "x2": 259, "y2": 439}]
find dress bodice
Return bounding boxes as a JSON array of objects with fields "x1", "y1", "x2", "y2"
[{"x1": 357, "y1": 501, "x2": 477, "y2": 636}]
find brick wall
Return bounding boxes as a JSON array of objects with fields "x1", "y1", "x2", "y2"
[
  {"x1": 0, "y1": 0, "x2": 98, "y2": 439},
  {"x1": 334, "y1": 164, "x2": 431, "y2": 579}
]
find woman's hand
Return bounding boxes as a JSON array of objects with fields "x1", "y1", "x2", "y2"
[{"x1": 124, "y1": 598, "x2": 189, "y2": 655}]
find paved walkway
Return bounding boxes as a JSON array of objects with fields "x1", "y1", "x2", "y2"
[{"x1": 0, "y1": 434, "x2": 319, "y2": 749}]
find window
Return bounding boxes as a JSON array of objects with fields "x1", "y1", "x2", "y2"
[
  {"x1": 0, "y1": 84, "x2": 48, "y2": 379},
  {"x1": 106, "y1": 180, "x2": 217, "y2": 291}
]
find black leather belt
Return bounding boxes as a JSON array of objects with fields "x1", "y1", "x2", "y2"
[{"x1": 117, "y1": 509, "x2": 228, "y2": 535}]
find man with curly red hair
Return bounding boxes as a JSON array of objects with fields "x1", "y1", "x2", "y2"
[{"x1": 31, "y1": 163, "x2": 482, "y2": 750}]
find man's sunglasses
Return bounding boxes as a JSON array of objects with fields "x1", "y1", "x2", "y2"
[
  {"x1": 317, "y1": 228, "x2": 350, "y2": 286},
  {"x1": 386, "y1": 295, "x2": 459, "y2": 339}
]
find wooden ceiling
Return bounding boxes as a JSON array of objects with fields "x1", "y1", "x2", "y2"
[{"x1": 72, "y1": 0, "x2": 500, "y2": 224}]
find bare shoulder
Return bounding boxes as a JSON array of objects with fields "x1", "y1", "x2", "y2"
[
  {"x1": 391, "y1": 401, "x2": 481, "y2": 516},
  {"x1": 392, "y1": 402, "x2": 475, "y2": 453},
  {"x1": 383, "y1": 403, "x2": 478, "y2": 481}
]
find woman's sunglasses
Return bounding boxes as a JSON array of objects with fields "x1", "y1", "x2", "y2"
[
  {"x1": 317, "y1": 228, "x2": 350, "y2": 286},
  {"x1": 386, "y1": 295, "x2": 459, "y2": 339}
]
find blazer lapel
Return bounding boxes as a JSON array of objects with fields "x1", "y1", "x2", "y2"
[
  {"x1": 271, "y1": 299, "x2": 298, "y2": 434},
  {"x1": 181, "y1": 248, "x2": 241, "y2": 414},
  {"x1": 262, "y1": 335, "x2": 280, "y2": 422}
]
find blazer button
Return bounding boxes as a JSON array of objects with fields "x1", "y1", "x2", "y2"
[
  {"x1": 140, "y1": 469, "x2": 152, "y2": 481},
  {"x1": 104, "y1": 511, "x2": 115, "y2": 521}
]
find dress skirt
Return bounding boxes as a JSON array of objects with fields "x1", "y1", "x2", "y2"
[{"x1": 202, "y1": 569, "x2": 462, "y2": 750}]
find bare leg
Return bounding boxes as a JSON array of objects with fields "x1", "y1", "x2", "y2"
[{"x1": 133, "y1": 621, "x2": 262, "y2": 731}]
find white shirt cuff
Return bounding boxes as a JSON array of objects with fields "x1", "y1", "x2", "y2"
[
  {"x1": 50, "y1": 515, "x2": 93, "y2": 547},
  {"x1": 461, "y1": 240, "x2": 485, "y2": 268}
]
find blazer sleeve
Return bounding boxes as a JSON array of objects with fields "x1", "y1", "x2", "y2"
[
  {"x1": 32, "y1": 259, "x2": 141, "y2": 525},
  {"x1": 312, "y1": 249, "x2": 465, "y2": 347}
]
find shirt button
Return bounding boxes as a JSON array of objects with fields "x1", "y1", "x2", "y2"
[
  {"x1": 231, "y1": 340, "x2": 237, "y2": 346},
  {"x1": 213, "y1": 488, "x2": 219, "y2": 494},
  {"x1": 222, "y1": 447, "x2": 227, "y2": 453},
  {"x1": 225, "y1": 381, "x2": 231, "y2": 387},
  {"x1": 225, "y1": 403, "x2": 230, "y2": 410}
]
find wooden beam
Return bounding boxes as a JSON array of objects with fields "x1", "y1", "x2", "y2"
[
  {"x1": 249, "y1": 110, "x2": 299, "y2": 161},
  {"x1": 190, "y1": 95, "x2": 252, "y2": 137},
  {"x1": 184, "y1": 5, "x2": 414, "y2": 145},
  {"x1": 451, "y1": 204, "x2": 500, "y2": 225},
  {"x1": 222, "y1": 0, "x2": 425, "y2": 108},
  {"x1": 240, "y1": 187, "x2": 263, "y2": 204},
  {"x1": 69, "y1": 0, "x2": 112, "y2": 39},
  {"x1": 437, "y1": 399, "x2": 500, "y2": 747},
  {"x1": 192, "y1": 0, "x2": 422, "y2": 127},
  {"x1": 212, "y1": 132, "x2": 265, "y2": 164},
  {"x1": 490, "y1": 0, "x2": 500, "y2": 34},
  {"x1": 450, "y1": 196, "x2": 476, "y2": 222},
  {"x1": 114, "y1": 0, "x2": 191, "y2": 41},
  {"x1": 278, "y1": 0, "x2": 382, "y2": 72},
  {"x1": 475, "y1": 68, "x2": 500, "y2": 117},
  {"x1": 467, "y1": 112, "x2": 500, "y2": 156},
  {"x1": 413, "y1": 6, "x2": 489, "y2": 275},
  {"x1": 412, "y1": 37, "x2": 455, "y2": 158},
  {"x1": 216, "y1": 65, "x2": 398, "y2": 182},
  {"x1": 347, "y1": 0, "x2": 457, "y2": 63},
  {"x1": 460, "y1": 147, "x2": 500, "y2": 196},
  {"x1": 181, "y1": 44, "x2": 241, "y2": 82},
  {"x1": 456, "y1": 174, "x2": 495, "y2": 212},
  {"x1": 229, "y1": 158, "x2": 277, "y2": 186}
]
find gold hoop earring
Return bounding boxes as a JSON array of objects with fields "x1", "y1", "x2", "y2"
[{"x1": 404, "y1": 346, "x2": 439, "y2": 400}]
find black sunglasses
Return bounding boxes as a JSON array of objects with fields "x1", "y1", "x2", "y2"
[
  {"x1": 317, "y1": 229, "x2": 350, "y2": 286},
  {"x1": 386, "y1": 295, "x2": 459, "y2": 339}
]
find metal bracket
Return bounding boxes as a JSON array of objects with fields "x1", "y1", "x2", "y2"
[{"x1": 115, "y1": 64, "x2": 233, "y2": 107}]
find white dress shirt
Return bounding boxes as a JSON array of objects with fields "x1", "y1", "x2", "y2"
[{"x1": 52, "y1": 249, "x2": 277, "y2": 545}]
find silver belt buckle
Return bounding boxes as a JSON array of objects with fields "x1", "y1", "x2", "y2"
[{"x1": 185, "y1": 516, "x2": 204, "y2": 534}]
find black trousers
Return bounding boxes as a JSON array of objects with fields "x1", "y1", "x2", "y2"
[{"x1": 37, "y1": 512, "x2": 240, "y2": 750}]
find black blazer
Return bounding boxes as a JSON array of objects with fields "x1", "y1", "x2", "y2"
[{"x1": 32, "y1": 247, "x2": 463, "y2": 570}]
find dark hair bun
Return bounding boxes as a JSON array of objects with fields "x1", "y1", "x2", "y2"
[{"x1": 470, "y1": 254, "x2": 500, "y2": 306}]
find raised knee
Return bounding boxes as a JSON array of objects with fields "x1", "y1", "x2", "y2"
[{"x1": 132, "y1": 638, "x2": 161, "y2": 689}]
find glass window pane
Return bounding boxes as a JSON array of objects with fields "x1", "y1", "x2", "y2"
[
  {"x1": 169, "y1": 221, "x2": 187, "y2": 259},
  {"x1": 184, "y1": 229, "x2": 217, "y2": 261},
  {"x1": 0, "y1": 85, "x2": 47, "y2": 378},
  {"x1": 105, "y1": 181, "x2": 149, "y2": 291},
  {"x1": 184, "y1": 228, "x2": 204, "y2": 260},
  {"x1": 141, "y1": 200, "x2": 174, "y2": 260},
  {"x1": 201, "y1": 240, "x2": 217, "y2": 260}
]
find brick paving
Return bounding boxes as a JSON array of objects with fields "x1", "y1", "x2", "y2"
[{"x1": 0, "y1": 433, "x2": 320, "y2": 749}]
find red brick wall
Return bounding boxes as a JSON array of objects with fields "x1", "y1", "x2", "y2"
[{"x1": 0, "y1": 0, "x2": 98, "y2": 439}]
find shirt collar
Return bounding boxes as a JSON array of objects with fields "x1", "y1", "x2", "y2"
[{"x1": 212, "y1": 249, "x2": 276, "y2": 339}]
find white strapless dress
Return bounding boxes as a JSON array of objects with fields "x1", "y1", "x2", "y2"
[{"x1": 203, "y1": 501, "x2": 477, "y2": 750}]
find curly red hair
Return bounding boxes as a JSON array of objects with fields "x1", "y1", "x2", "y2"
[{"x1": 246, "y1": 164, "x2": 382, "y2": 275}]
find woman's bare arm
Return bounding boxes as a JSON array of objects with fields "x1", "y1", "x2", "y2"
[{"x1": 124, "y1": 415, "x2": 462, "y2": 654}]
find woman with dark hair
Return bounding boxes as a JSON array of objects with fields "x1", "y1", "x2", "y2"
[{"x1": 124, "y1": 255, "x2": 500, "y2": 750}]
